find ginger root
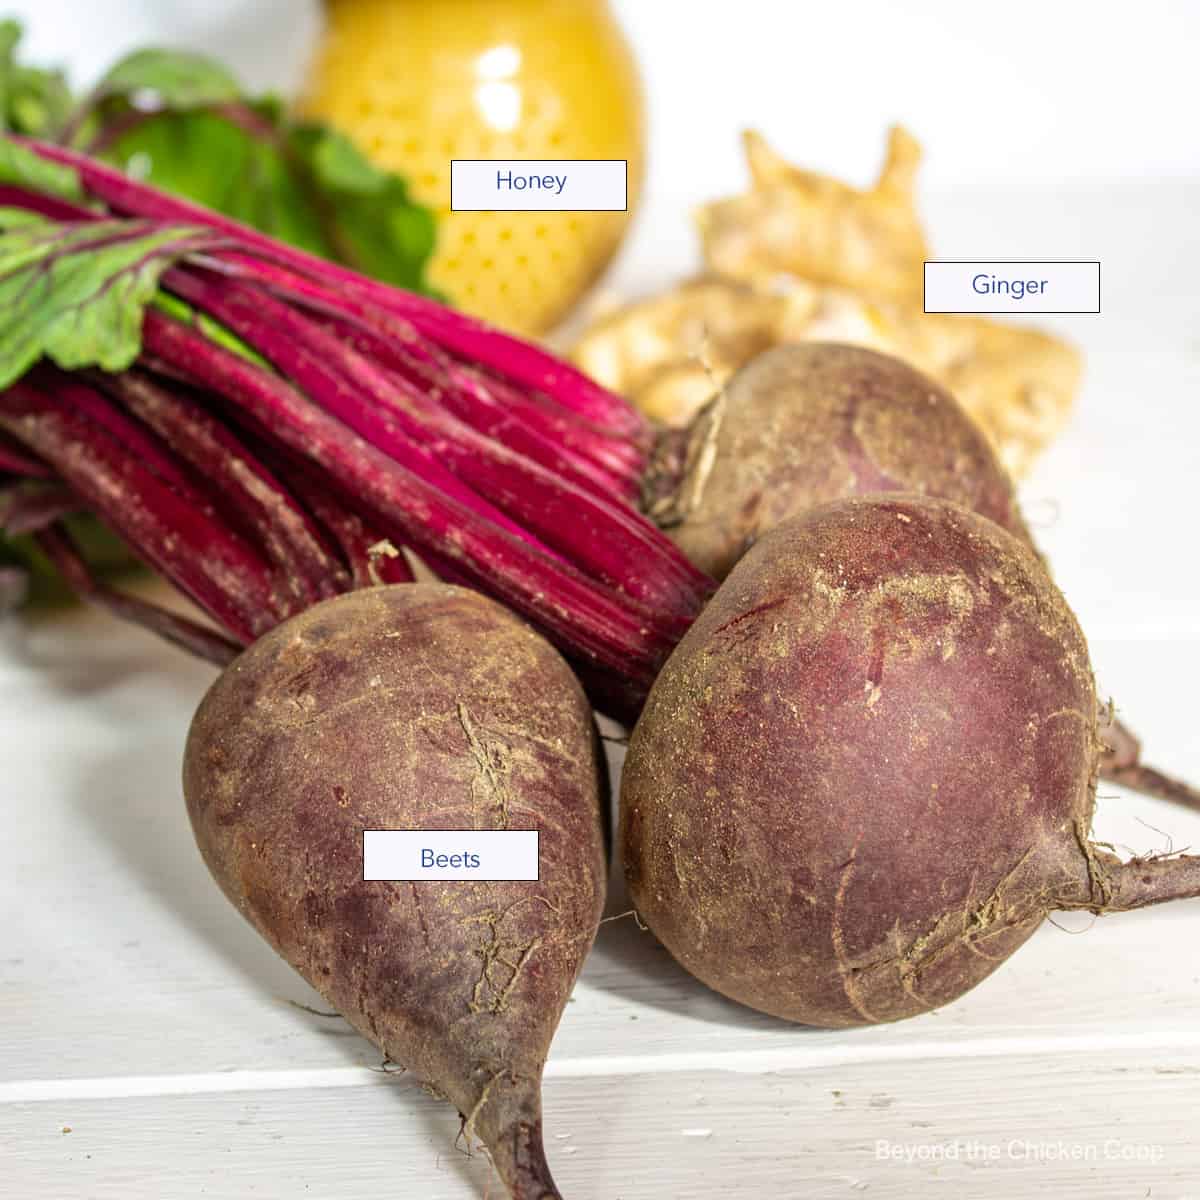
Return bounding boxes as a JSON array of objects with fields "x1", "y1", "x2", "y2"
[{"x1": 573, "y1": 127, "x2": 1080, "y2": 477}]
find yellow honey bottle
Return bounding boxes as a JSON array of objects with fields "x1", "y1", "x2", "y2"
[{"x1": 302, "y1": 0, "x2": 645, "y2": 335}]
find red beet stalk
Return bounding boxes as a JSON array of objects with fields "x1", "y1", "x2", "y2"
[
  {"x1": 192, "y1": 250, "x2": 647, "y2": 494},
  {"x1": 164, "y1": 267, "x2": 707, "y2": 624},
  {"x1": 0, "y1": 432, "x2": 51, "y2": 478},
  {"x1": 141, "y1": 309, "x2": 679, "y2": 690},
  {"x1": 28, "y1": 366, "x2": 202, "y2": 499},
  {"x1": 0, "y1": 481, "x2": 82, "y2": 535},
  {"x1": 97, "y1": 369, "x2": 348, "y2": 608},
  {"x1": 275, "y1": 462, "x2": 415, "y2": 590},
  {"x1": 34, "y1": 523, "x2": 243, "y2": 667},
  {"x1": 162, "y1": 267, "x2": 566, "y2": 563},
  {"x1": 0, "y1": 379, "x2": 285, "y2": 642}
]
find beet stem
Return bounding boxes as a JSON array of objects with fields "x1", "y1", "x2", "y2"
[
  {"x1": 29, "y1": 366, "x2": 202, "y2": 499},
  {"x1": 0, "y1": 431, "x2": 53, "y2": 478},
  {"x1": 166, "y1": 269, "x2": 709, "y2": 622},
  {"x1": 163, "y1": 267, "x2": 560, "y2": 560},
  {"x1": 141, "y1": 310, "x2": 672, "y2": 689},
  {"x1": 0, "y1": 481, "x2": 82, "y2": 535},
  {"x1": 34, "y1": 524, "x2": 242, "y2": 666},
  {"x1": 0, "y1": 380, "x2": 284, "y2": 641},
  {"x1": 99, "y1": 369, "x2": 348, "y2": 607},
  {"x1": 189, "y1": 253, "x2": 646, "y2": 496},
  {"x1": 275, "y1": 459, "x2": 414, "y2": 589}
]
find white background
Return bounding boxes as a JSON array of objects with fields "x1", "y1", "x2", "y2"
[
  {"x1": 3, "y1": 4, "x2": 1200, "y2": 1199},
  {"x1": 8, "y1": 0, "x2": 1200, "y2": 184}
]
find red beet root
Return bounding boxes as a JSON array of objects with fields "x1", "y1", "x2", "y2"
[
  {"x1": 622, "y1": 496, "x2": 1200, "y2": 1026},
  {"x1": 184, "y1": 585, "x2": 606, "y2": 1199}
]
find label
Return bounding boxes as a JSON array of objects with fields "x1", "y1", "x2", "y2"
[
  {"x1": 923, "y1": 260, "x2": 1100, "y2": 314},
  {"x1": 363, "y1": 830, "x2": 539, "y2": 881},
  {"x1": 450, "y1": 160, "x2": 628, "y2": 211}
]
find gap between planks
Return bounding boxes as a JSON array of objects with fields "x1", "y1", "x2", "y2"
[{"x1": 4, "y1": 1029, "x2": 1200, "y2": 1105}]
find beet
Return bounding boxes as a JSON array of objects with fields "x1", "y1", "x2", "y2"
[
  {"x1": 184, "y1": 584, "x2": 606, "y2": 1199},
  {"x1": 621, "y1": 496, "x2": 1200, "y2": 1027},
  {"x1": 666, "y1": 342, "x2": 1030, "y2": 580}
]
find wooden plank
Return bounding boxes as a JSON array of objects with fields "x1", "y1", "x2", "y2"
[{"x1": 3, "y1": 1047, "x2": 1198, "y2": 1199}]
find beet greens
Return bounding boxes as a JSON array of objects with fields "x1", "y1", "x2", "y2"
[{"x1": 0, "y1": 135, "x2": 709, "y2": 719}]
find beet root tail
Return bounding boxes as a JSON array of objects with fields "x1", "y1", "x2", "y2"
[
  {"x1": 1098, "y1": 714, "x2": 1200, "y2": 813},
  {"x1": 468, "y1": 1073, "x2": 562, "y2": 1200}
]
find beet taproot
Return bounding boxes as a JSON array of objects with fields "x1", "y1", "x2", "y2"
[
  {"x1": 621, "y1": 495, "x2": 1200, "y2": 1027},
  {"x1": 665, "y1": 342, "x2": 1030, "y2": 581},
  {"x1": 184, "y1": 584, "x2": 606, "y2": 1200}
]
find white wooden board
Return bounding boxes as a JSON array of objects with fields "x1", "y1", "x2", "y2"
[{"x1": 5, "y1": 1051, "x2": 1200, "y2": 1199}]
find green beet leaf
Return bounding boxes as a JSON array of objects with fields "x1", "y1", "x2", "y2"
[
  {"x1": 0, "y1": 216, "x2": 215, "y2": 389},
  {"x1": 0, "y1": 135, "x2": 84, "y2": 202},
  {"x1": 72, "y1": 45, "x2": 437, "y2": 295},
  {"x1": 97, "y1": 104, "x2": 437, "y2": 294},
  {"x1": 0, "y1": 20, "x2": 74, "y2": 138},
  {"x1": 0, "y1": 29, "x2": 437, "y2": 296},
  {"x1": 91, "y1": 47, "x2": 243, "y2": 110}
]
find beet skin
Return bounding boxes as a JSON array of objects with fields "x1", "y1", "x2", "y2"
[
  {"x1": 668, "y1": 342, "x2": 1030, "y2": 580},
  {"x1": 623, "y1": 496, "x2": 1200, "y2": 1027},
  {"x1": 184, "y1": 584, "x2": 606, "y2": 1199}
]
